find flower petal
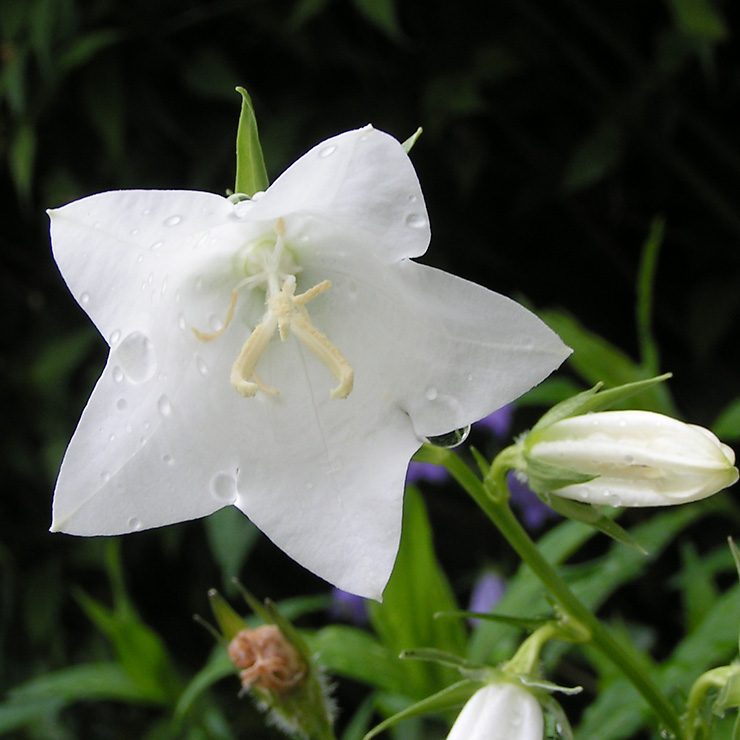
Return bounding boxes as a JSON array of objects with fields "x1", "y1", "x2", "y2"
[
  {"x1": 247, "y1": 127, "x2": 430, "y2": 262},
  {"x1": 301, "y1": 255, "x2": 571, "y2": 438}
]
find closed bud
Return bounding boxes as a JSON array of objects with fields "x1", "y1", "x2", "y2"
[
  {"x1": 446, "y1": 683, "x2": 543, "y2": 740},
  {"x1": 523, "y1": 410, "x2": 738, "y2": 507}
]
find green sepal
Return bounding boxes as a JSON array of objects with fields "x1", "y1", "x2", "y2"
[
  {"x1": 234, "y1": 86, "x2": 269, "y2": 197},
  {"x1": 519, "y1": 675, "x2": 582, "y2": 696},
  {"x1": 542, "y1": 494, "x2": 647, "y2": 553},
  {"x1": 399, "y1": 648, "x2": 484, "y2": 675},
  {"x1": 521, "y1": 452, "x2": 597, "y2": 493},
  {"x1": 207, "y1": 589, "x2": 248, "y2": 643},
  {"x1": 531, "y1": 374, "x2": 672, "y2": 433},
  {"x1": 402, "y1": 127, "x2": 422, "y2": 153},
  {"x1": 470, "y1": 447, "x2": 490, "y2": 478},
  {"x1": 362, "y1": 679, "x2": 481, "y2": 740}
]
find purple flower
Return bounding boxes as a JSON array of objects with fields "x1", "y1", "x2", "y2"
[
  {"x1": 406, "y1": 461, "x2": 449, "y2": 485},
  {"x1": 507, "y1": 471, "x2": 554, "y2": 530},
  {"x1": 467, "y1": 570, "x2": 507, "y2": 624},
  {"x1": 475, "y1": 405, "x2": 514, "y2": 440},
  {"x1": 328, "y1": 588, "x2": 368, "y2": 625}
]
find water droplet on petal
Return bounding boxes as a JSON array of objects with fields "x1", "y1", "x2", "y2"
[
  {"x1": 195, "y1": 355, "x2": 208, "y2": 376},
  {"x1": 157, "y1": 395, "x2": 172, "y2": 417},
  {"x1": 305, "y1": 482, "x2": 315, "y2": 491},
  {"x1": 142, "y1": 208, "x2": 151, "y2": 216},
  {"x1": 407, "y1": 194, "x2": 417, "y2": 202},
  {"x1": 424, "y1": 425, "x2": 471, "y2": 449},
  {"x1": 425, "y1": 387, "x2": 438, "y2": 401},
  {"x1": 319, "y1": 144, "x2": 337, "y2": 158},
  {"x1": 178, "y1": 314, "x2": 187, "y2": 330},
  {"x1": 127, "y1": 516, "x2": 142, "y2": 531},
  {"x1": 150, "y1": 240, "x2": 163, "y2": 251},
  {"x1": 101, "y1": 471, "x2": 111, "y2": 483},
  {"x1": 405, "y1": 213, "x2": 427, "y2": 229},
  {"x1": 130, "y1": 228, "x2": 139, "y2": 236},
  {"x1": 112, "y1": 366, "x2": 124, "y2": 383},
  {"x1": 164, "y1": 215, "x2": 182, "y2": 226},
  {"x1": 162, "y1": 454, "x2": 174, "y2": 466},
  {"x1": 108, "y1": 433, "x2": 116, "y2": 443},
  {"x1": 210, "y1": 472, "x2": 238, "y2": 503},
  {"x1": 115, "y1": 332, "x2": 157, "y2": 383},
  {"x1": 80, "y1": 292, "x2": 90, "y2": 305},
  {"x1": 110, "y1": 330, "x2": 121, "y2": 345}
]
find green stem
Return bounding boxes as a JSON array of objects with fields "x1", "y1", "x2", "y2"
[{"x1": 416, "y1": 445, "x2": 683, "y2": 739}]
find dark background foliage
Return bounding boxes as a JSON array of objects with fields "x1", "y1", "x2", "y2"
[{"x1": 2, "y1": 0, "x2": 740, "y2": 737}]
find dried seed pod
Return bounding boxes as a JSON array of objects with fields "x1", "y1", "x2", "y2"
[{"x1": 228, "y1": 624, "x2": 306, "y2": 693}]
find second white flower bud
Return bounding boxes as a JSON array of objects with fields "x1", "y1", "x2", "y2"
[{"x1": 523, "y1": 410, "x2": 738, "y2": 507}]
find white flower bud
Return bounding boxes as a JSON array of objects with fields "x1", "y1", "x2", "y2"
[
  {"x1": 446, "y1": 683, "x2": 543, "y2": 740},
  {"x1": 525, "y1": 410, "x2": 738, "y2": 506}
]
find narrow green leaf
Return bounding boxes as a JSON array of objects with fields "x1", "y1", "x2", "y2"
[
  {"x1": 543, "y1": 495, "x2": 647, "y2": 553},
  {"x1": 636, "y1": 217, "x2": 664, "y2": 374},
  {"x1": 207, "y1": 588, "x2": 248, "y2": 642},
  {"x1": 368, "y1": 487, "x2": 466, "y2": 699},
  {"x1": 363, "y1": 680, "x2": 479, "y2": 740},
  {"x1": 234, "y1": 87, "x2": 269, "y2": 197}
]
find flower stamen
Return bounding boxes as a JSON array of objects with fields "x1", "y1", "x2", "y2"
[
  {"x1": 192, "y1": 289, "x2": 239, "y2": 342},
  {"x1": 230, "y1": 277, "x2": 354, "y2": 400}
]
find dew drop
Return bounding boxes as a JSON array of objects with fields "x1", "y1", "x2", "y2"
[
  {"x1": 164, "y1": 215, "x2": 182, "y2": 227},
  {"x1": 114, "y1": 332, "x2": 157, "y2": 383},
  {"x1": 424, "y1": 426, "x2": 471, "y2": 448},
  {"x1": 142, "y1": 208, "x2": 151, "y2": 216},
  {"x1": 130, "y1": 228, "x2": 139, "y2": 236},
  {"x1": 425, "y1": 387, "x2": 438, "y2": 401},
  {"x1": 162, "y1": 453, "x2": 174, "y2": 466},
  {"x1": 112, "y1": 366, "x2": 124, "y2": 383},
  {"x1": 178, "y1": 313, "x2": 187, "y2": 330},
  {"x1": 80, "y1": 292, "x2": 91, "y2": 305},
  {"x1": 319, "y1": 144, "x2": 337, "y2": 158},
  {"x1": 136, "y1": 254, "x2": 144, "y2": 264},
  {"x1": 624, "y1": 454, "x2": 634, "y2": 464},
  {"x1": 305, "y1": 482, "x2": 315, "y2": 491},
  {"x1": 149, "y1": 240, "x2": 163, "y2": 251},
  {"x1": 101, "y1": 471, "x2": 111, "y2": 483},
  {"x1": 157, "y1": 395, "x2": 173, "y2": 417},
  {"x1": 195, "y1": 355, "x2": 208, "y2": 376},
  {"x1": 210, "y1": 472, "x2": 238, "y2": 503},
  {"x1": 208, "y1": 315, "x2": 223, "y2": 332},
  {"x1": 405, "y1": 213, "x2": 427, "y2": 229},
  {"x1": 110, "y1": 329, "x2": 121, "y2": 345},
  {"x1": 108, "y1": 433, "x2": 116, "y2": 443},
  {"x1": 127, "y1": 516, "x2": 142, "y2": 531},
  {"x1": 407, "y1": 193, "x2": 417, "y2": 203}
]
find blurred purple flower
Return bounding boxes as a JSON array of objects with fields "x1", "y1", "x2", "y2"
[
  {"x1": 406, "y1": 461, "x2": 449, "y2": 485},
  {"x1": 467, "y1": 570, "x2": 507, "y2": 624},
  {"x1": 329, "y1": 588, "x2": 368, "y2": 625},
  {"x1": 507, "y1": 470, "x2": 554, "y2": 530},
  {"x1": 475, "y1": 404, "x2": 514, "y2": 440}
]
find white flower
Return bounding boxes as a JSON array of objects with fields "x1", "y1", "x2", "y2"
[
  {"x1": 525, "y1": 410, "x2": 738, "y2": 507},
  {"x1": 447, "y1": 683, "x2": 543, "y2": 740},
  {"x1": 49, "y1": 126, "x2": 570, "y2": 599}
]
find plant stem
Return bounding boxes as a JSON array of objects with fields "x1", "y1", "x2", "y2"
[{"x1": 416, "y1": 445, "x2": 683, "y2": 739}]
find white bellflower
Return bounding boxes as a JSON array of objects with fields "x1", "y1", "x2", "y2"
[{"x1": 50, "y1": 126, "x2": 570, "y2": 598}]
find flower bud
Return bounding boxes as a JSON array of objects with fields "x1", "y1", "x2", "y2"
[
  {"x1": 524, "y1": 410, "x2": 738, "y2": 506},
  {"x1": 446, "y1": 683, "x2": 543, "y2": 740}
]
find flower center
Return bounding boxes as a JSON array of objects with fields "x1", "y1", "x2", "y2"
[{"x1": 193, "y1": 218, "x2": 354, "y2": 400}]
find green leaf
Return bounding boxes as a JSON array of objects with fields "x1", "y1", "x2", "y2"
[
  {"x1": 665, "y1": 0, "x2": 728, "y2": 40},
  {"x1": 350, "y1": 0, "x2": 403, "y2": 41},
  {"x1": 8, "y1": 122, "x2": 35, "y2": 203},
  {"x1": 713, "y1": 398, "x2": 740, "y2": 441},
  {"x1": 636, "y1": 217, "x2": 664, "y2": 373},
  {"x1": 543, "y1": 494, "x2": 646, "y2": 553},
  {"x1": 234, "y1": 87, "x2": 269, "y2": 196},
  {"x1": 368, "y1": 487, "x2": 466, "y2": 700},
  {"x1": 9, "y1": 662, "x2": 162, "y2": 705},
  {"x1": 562, "y1": 123, "x2": 623, "y2": 193},
  {"x1": 204, "y1": 507, "x2": 260, "y2": 593},
  {"x1": 306, "y1": 625, "x2": 404, "y2": 694},
  {"x1": 363, "y1": 680, "x2": 479, "y2": 740},
  {"x1": 538, "y1": 310, "x2": 677, "y2": 415},
  {"x1": 175, "y1": 647, "x2": 235, "y2": 720}
]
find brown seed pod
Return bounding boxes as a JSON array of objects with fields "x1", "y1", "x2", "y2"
[{"x1": 227, "y1": 624, "x2": 306, "y2": 693}]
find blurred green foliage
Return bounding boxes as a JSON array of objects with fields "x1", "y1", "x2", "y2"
[{"x1": 2, "y1": 0, "x2": 740, "y2": 737}]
